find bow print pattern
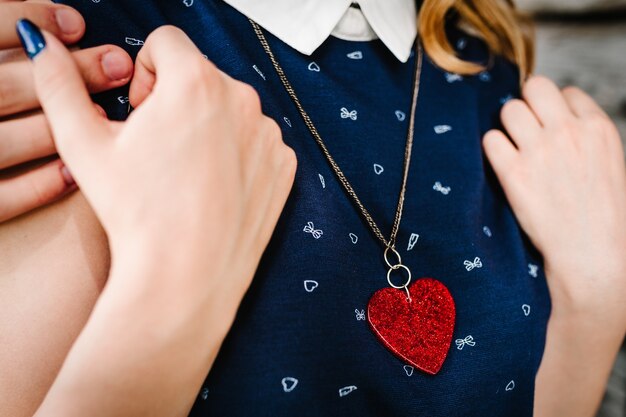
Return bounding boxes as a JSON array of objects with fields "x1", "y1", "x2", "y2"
[
  {"x1": 464, "y1": 257, "x2": 483, "y2": 271},
  {"x1": 340, "y1": 107, "x2": 358, "y2": 121},
  {"x1": 303, "y1": 222, "x2": 323, "y2": 239},
  {"x1": 433, "y1": 181, "x2": 451, "y2": 195},
  {"x1": 355, "y1": 309, "x2": 365, "y2": 321},
  {"x1": 445, "y1": 72, "x2": 463, "y2": 83},
  {"x1": 455, "y1": 335, "x2": 476, "y2": 350}
]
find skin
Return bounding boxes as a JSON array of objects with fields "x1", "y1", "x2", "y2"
[
  {"x1": 29, "y1": 25, "x2": 296, "y2": 417},
  {"x1": 0, "y1": 2, "x2": 297, "y2": 416},
  {"x1": 0, "y1": 1, "x2": 127, "y2": 415},
  {"x1": 484, "y1": 77, "x2": 626, "y2": 416},
  {"x1": 0, "y1": 2, "x2": 624, "y2": 417}
]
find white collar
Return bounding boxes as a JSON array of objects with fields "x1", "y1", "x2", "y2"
[{"x1": 223, "y1": 0, "x2": 417, "y2": 63}]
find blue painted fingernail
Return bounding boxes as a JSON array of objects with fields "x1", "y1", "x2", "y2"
[{"x1": 16, "y1": 19, "x2": 46, "y2": 60}]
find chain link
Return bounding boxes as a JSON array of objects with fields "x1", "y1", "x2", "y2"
[{"x1": 249, "y1": 19, "x2": 423, "y2": 250}]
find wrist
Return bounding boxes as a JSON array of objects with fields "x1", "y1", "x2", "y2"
[
  {"x1": 544, "y1": 259, "x2": 626, "y2": 330},
  {"x1": 104, "y1": 240, "x2": 239, "y2": 346}
]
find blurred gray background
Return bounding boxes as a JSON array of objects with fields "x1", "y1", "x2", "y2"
[
  {"x1": 519, "y1": 0, "x2": 626, "y2": 151},
  {"x1": 517, "y1": 1, "x2": 626, "y2": 415}
]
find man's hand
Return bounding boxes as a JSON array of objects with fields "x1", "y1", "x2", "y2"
[{"x1": 0, "y1": 0, "x2": 133, "y2": 222}]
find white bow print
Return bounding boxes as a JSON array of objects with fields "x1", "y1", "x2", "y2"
[
  {"x1": 303, "y1": 221, "x2": 323, "y2": 239},
  {"x1": 433, "y1": 181, "x2": 451, "y2": 195},
  {"x1": 455, "y1": 335, "x2": 476, "y2": 350},
  {"x1": 464, "y1": 257, "x2": 483, "y2": 271},
  {"x1": 340, "y1": 107, "x2": 357, "y2": 121}
]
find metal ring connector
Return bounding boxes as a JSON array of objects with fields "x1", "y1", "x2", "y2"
[
  {"x1": 386, "y1": 264, "x2": 412, "y2": 290},
  {"x1": 384, "y1": 245, "x2": 402, "y2": 269}
]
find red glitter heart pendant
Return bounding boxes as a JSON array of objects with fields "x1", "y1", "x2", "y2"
[{"x1": 367, "y1": 278, "x2": 455, "y2": 375}]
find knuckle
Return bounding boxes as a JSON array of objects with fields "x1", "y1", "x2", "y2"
[
  {"x1": 282, "y1": 146, "x2": 298, "y2": 176},
  {"x1": 264, "y1": 117, "x2": 283, "y2": 141},
  {"x1": 523, "y1": 75, "x2": 553, "y2": 96},
  {"x1": 34, "y1": 6, "x2": 62, "y2": 34},
  {"x1": 482, "y1": 129, "x2": 504, "y2": 147},
  {"x1": 147, "y1": 25, "x2": 185, "y2": 44},
  {"x1": 0, "y1": 135, "x2": 9, "y2": 159},
  {"x1": 590, "y1": 113, "x2": 618, "y2": 138},
  {"x1": 236, "y1": 82, "x2": 262, "y2": 114},
  {"x1": 186, "y1": 59, "x2": 210, "y2": 83},
  {"x1": 561, "y1": 85, "x2": 583, "y2": 97},
  {"x1": 0, "y1": 78, "x2": 11, "y2": 113},
  {"x1": 553, "y1": 120, "x2": 579, "y2": 142},
  {"x1": 501, "y1": 99, "x2": 525, "y2": 118},
  {"x1": 29, "y1": 173, "x2": 64, "y2": 208},
  {"x1": 179, "y1": 58, "x2": 216, "y2": 97},
  {"x1": 37, "y1": 68, "x2": 65, "y2": 102},
  {"x1": 585, "y1": 112, "x2": 609, "y2": 128}
]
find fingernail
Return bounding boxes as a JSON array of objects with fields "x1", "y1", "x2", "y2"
[
  {"x1": 60, "y1": 165, "x2": 75, "y2": 186},
  {"x1": 55, "y1": 8, "x2": 83, "y2": 36},
  {"x1": 16, "y1": 19, "x2": 46, "y2": 60},
  {"x1": 101, "y1": 51, "x2": 132, "y2": 81}
]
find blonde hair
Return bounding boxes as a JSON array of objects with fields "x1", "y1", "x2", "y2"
[{"x1": 419, "y1": 0, "x2": 534, "y2": 83}]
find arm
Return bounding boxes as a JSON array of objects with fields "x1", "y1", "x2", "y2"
[
  {"x1": 483, "y1": 75, "x2": 626, "y2": 416},
  {"x1": 535, "y1": 286, "x2": 624, "y2": 417}
]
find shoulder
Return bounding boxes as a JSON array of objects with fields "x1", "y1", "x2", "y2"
[{"x1": 438, "y1": 19, "x2": 522, "y2": 133}]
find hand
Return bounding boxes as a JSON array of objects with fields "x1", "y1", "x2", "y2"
[
  {"x1": 483, "y1": 75, "x2": 626, "y2": 322},
  {"x1": 25, "y1": 22, "x2": 296, "y2": 330},
  {"x1": 0, "y1": 0, "x2": 133, "y2": 222},
  {"x1": 21, "y1": 22, "x2": 296, "y2": 417}
]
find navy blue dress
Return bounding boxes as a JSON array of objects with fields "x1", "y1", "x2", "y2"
[{"x1": 55, "y1": 1, "x2": 551, "y2": 415}]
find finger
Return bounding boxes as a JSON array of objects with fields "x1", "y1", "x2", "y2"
[
  {"x1": 0, "y1": 44, "x2": 132, "y2": 117},
  {"x1": 0, "y1": 158, "x2": 75, "y2": 223},
  {"x1": 482, "y1": 129, "x2": 520, "y2": 187},
  {"x1": 561, "y1": 86, "x2": 608, "y2": 119},
  {"x1": 0, "y1": 2, "x2": 84, "y2": 49},
  {"x1": 0, "y1": 111, "x2": 54, "y2": 169},
  {"x1": 522, "y1": 75, "x2": 573, "y2": 127},
  {"x1": 17, "y1": 20, "x2": 107, "y2": 167},
  {"x1": 129, "y1": 25, "x2": 212, "y2": 107},
  {"x1": 0, "y1": 47, "x2": 26, "y2": 64},
  {"x1": 74, "y1": 44, "x2": 134, "y2": 92},
  {"x1": 500, "y1": 99, "x2": 542, "y2": 150}
]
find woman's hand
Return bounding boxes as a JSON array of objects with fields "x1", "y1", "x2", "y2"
[
  {"x1": 0, "y1": 0, "x2": 133, "y2": 222},
  {"x1": 21, "y1": 22, "x2": 296, "y2": 417},
  {"x1": 483, "y1": 75, "x2": 626, "y2": 417},
  {"x1": 483, "y1": 75, "x2": 626, "y2": 319}
]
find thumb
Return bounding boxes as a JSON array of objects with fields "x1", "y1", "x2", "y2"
[
  {"x1": 129, "y1": 25, "x2": 210, "y2": 108},
  {"x1": 16, "y1": 19, "x2": 106, "y2": 168}
]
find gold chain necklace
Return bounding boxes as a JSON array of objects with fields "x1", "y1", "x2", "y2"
[
  {"x1": 250, "y1": 19, "x2": 456, "y2": 375},
  {"x1": 250, "y1": 18, "x2": 422, "y2": 299}
]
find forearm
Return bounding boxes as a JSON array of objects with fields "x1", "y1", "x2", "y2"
[
  {"x1": 34, "y1": 249, "x2": 236, "y2": 417},
  {"x1": 534, "y1": 269, "x2": 626, "y2": 417}
]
